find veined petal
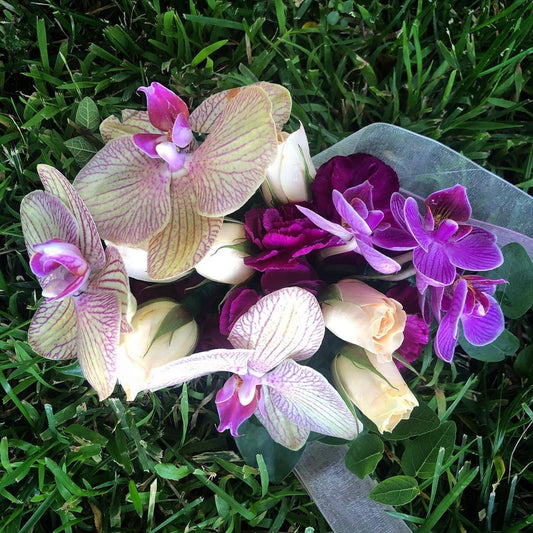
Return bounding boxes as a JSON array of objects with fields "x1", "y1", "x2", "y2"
[
  {"x1": 230, "y1": 287, "x2": 324, "y2": 374},
  {"x1": 28, "y1": 298, "x2": 77, "y2": 360},
  {"x1": 255, "y1": 386, "x2": 310, "y2": 450},
  {"x1": 404, "y1": 197, "x2": 433, "y2": 250},
  {"x1": 189, "y1": 85, "x2": 277, "y2": 217},
  {"x1": 147, "y1": 176, "x2": 223, "y2": 279},
  {"x1": 435, "y1": 279, "x2": 468, "y2": 362},
  {"x1": 264, "y1": 360, "x2": 359, "y2": 442},
  {"x1": 74, "y1": 136, "x2": 171, "y2": 246},
  {"x1": 461, "y1": 294, "x2": 504, "y2": 346},
  {"x1": 447, "y1": 227, "x2": 504, "y2": 272},
  {"x1": 100, "y1": 110, "x2": 157, "y2": 143},
  {"x1": 74, "y1": 291, "x2": 122, "y2": 400},
  {"x1": 20, "y1": 191, "x2": 78, "y2": 257},
  {"x1": 87, "y1": 246, "x2": 133, "y2": 334},
  {"x1": 145, "y1": 349, "x2": 254, "y2": 391},
  {"x1": 190, "y1": 82, "x2": 291, "y2": 133},
  {"x1": 296, "y1": 205, "x2": 353, "y2": 241},
  {"x1": 413, "y1": 243, "x2": 456, "y2": 286},
  {"x1": 37, "y1": 165, "x2": 106, "y2": 271},
  {"x1": 357, "y1": 240, "x2": 401, "y2": 274}
]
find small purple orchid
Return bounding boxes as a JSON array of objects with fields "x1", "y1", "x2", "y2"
[
  {"x1": 74, "y1": 82, "x2": 291, "y2": 280},
  {"x1": 297, "y1": 182, "x2": 401, "y2": 274},
  {"x1": 434, "y1": 275, "x2": 506, "y2": 362},
  {"x1": 145, "y1": 287, "x2": 359, "y2": 450},
  {"x1": 20, "y1": 165, "x2": 133, "y2": 400},
  {"x1": 392, "y1": 185, "x2": 503, "y2": 288}
]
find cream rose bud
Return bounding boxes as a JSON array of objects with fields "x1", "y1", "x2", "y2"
[
  {"x1": 117, "y1": 299, "x2": 198, "y2": 401},
  {"x1": 322, "y1": 279, "x2": 406, "y2": 362},
  {"x1": 195, "y1": 222, "x2": 254, "y2": 284},
  {"x1": 261, "y1": 122, "x2": 316, "y2": 206},
  {"x1": 333, "y1": 348, "x2": 418, "y2": 434}
]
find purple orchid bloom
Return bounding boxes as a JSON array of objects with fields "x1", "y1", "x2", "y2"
[
  {"x1": 434, "y1": 275, "x2": 506, "y2": 362},
  {"x1": 392, "y1": 185, "x2": 503, "y2": 288},
  {"x1": 74, "y1": 82, "x2": 291, "y2": 280},
  {"x1": 145, "y1": 287, "x2": 360, "y2": 450},
  {"x1": 20, "y1": 165, "x2": 133, "y2": 400},
  {"x1": 297, "y1": 181, "x2": 401, "y2": 274}
]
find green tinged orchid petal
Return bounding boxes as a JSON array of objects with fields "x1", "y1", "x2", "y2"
[
  {"x1": 87, "y1": 246, "x2": 134, "y2": 334},
  {"x1": 74, "y1": 290, "x2": 122, "y2": 400},
  {"x1": 74, "y1": 136, "x2": 172, "y2": 246},
  {"x1": 189, "y1": 82, "x2": 292, "y2": 133},
  {"x1": 147, "y1": 177, "x2": 223, "y2": 279},
  {"x1": 190, "y1": 85, "x2": 278, "y2": 217},
  {"x1": 229, "y1": 287, "x2": 325, "y2": 375},
  {"x1": 20, "y1": 191, "x2": 79, "y2": 256},
  {"x1": 37, "y1": 165, "x2": 106, "y2": 271},
  {"x1": 28, "y1": 298, "x2": 78, "y2": 360},
  {"x1": 100, "y1": 110, "x2": 157, "y2": 143}
]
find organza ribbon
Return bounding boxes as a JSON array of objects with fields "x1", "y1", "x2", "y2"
[
  {"x1": 294, "y1": 124, "x2": 533, "y2": 532},
  {"x1": 313, "y1": 123, "x2": 533, "y2": 256}
]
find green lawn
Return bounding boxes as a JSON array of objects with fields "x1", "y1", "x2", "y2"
[{"x1": 1, "y1": 1, "x2": 532, "y2": 531}]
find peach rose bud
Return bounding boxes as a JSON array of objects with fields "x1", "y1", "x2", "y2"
[
  {"x1": 322, "y1": 279, "x2": 406, "y2": 362},
  {"x1": 333, "y1": 347, "x2": 418, "y2": 433}
]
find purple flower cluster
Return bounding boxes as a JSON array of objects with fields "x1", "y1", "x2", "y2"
[{"x1": 242, "y1": 153, "x2": 506, "y2": 363}]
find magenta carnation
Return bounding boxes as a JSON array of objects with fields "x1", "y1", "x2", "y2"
[{"x1": 244, "y1": 203, "x2": 335, "y2": 271}]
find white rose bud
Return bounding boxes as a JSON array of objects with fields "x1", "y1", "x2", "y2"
[
  {"x1": 195, "y1": 222, "x2": 254, "y2": 284},
  {"x1": 322, "y1": 279, "x2": 406, "y2": 363},
  {"x1": 333, "y1": 347, "x2": 418, "y2": 434},
  {"x1": 117, "y1": 299, "x2": 198, "y2": 400},
  {"x1": 262, "y1": 122, "x2": 315, "y2": 206}
]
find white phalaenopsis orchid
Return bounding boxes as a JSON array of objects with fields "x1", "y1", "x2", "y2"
[
  {"x1": 146, "y1": 287, "x2": 359, "y2": 450},
  {"x1": 20, "y1": 165, "x2": 133, "y2": 400}
]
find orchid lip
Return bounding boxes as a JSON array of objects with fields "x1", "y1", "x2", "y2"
[{"x1": 30, "y1": 239, "x2": 91, "y2": 300}]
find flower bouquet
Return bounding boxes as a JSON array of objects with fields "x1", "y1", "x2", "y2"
[{"x1": 20, "y1": 82, "x2": 533, "y2": 529}]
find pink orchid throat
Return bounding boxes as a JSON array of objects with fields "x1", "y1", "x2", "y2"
[
  {"x1": 30, "y1": 239, "x2": 90, "y2": 300},
  {"x1": 215, "y1": 373, "x2": 263, "y2": 437}
]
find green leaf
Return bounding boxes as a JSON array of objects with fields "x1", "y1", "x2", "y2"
[
  {"x1": 384, "y1": 401, "x2": 440, "y2": 440},
  {"x1": 487, "y1": 243, "x2": 533, "y2": 319},
  {"x1": 514, "y1": 344, "x2": 533, "y2": 380},
  {"x1": 345, "y1": 434, "x2": 384, "y2": 479},
  {"x1": 75, "y1": 97, "x2": 100, "y2": 131},
  {"x1": 64, "y1": 136, "x2": 97, "y2": 166},
  {"x1": 190, "y1": 40, "x2": 228, "y2": 67},
  {"x1": 402, "y1": 421, "x2": 456, "y2": 479},
  {"x1": 459, "y1": 329, "x2": 519, "y2": 362},
  {"x1": 370, "y1": 476, "x2": 419, "y2": 505},
  {"x1": 235, "y1": 418, "x2": 305, "y2": 484},
  {"x1": 154, "y1": 463, "x2": 191, "y2": 481}
]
